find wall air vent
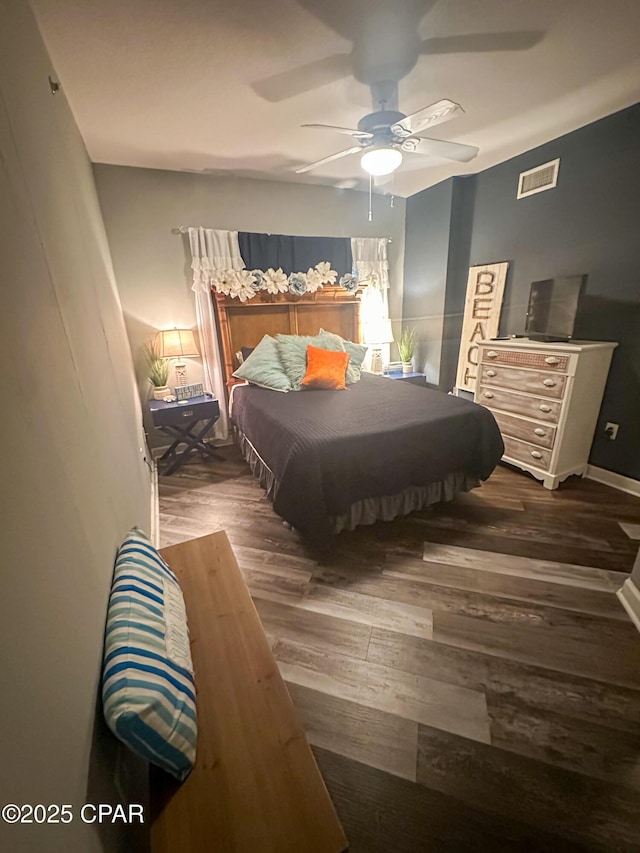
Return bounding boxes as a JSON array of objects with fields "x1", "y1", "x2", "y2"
[{"x1": 517, "y1": 158, "x2": 560, "y2": 199}]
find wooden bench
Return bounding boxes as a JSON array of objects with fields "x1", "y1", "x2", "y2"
[{"x1": 150, "y1": 531, "x2": 347, "y2": 853}]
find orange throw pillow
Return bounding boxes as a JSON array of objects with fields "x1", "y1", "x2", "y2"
[{"x1": 300, "y1": 344, "x2": 349, "y2": 390}]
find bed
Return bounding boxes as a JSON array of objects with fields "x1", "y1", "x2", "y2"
[
  {"x1": 230, "y1": 375, "x2": 503, "y2": 545},
  {"x1": 215, "y1": 286, "x2": 504, "y2": 546}
]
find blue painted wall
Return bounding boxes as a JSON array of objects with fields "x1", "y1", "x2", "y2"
[
  {"x1": 403, "y1": 178, "x2": 454, "y2": 383},
  {"x1": 405, "y1": 102, "x2": 640, "y2": 479}
]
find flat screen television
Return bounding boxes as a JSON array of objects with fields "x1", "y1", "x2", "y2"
[{"x1": 525, "y1": 275, "x2": 586, "y2": 342}]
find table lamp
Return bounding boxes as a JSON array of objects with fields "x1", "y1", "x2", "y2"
[
  {"x1": 362, "y1": 319, "x2": 394, "y2": 375},
  {"x1": 156, "y1": 328, "x2": 200, "y2": 386}
]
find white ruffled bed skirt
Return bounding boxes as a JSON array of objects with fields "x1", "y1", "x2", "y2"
[{"x1": 332, "y1": 472, "x2": 480, "y2": 533}]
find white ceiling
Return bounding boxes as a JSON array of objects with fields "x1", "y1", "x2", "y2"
[{"x1": 32, "y1": 0, "x2": 640, "y2": 197}]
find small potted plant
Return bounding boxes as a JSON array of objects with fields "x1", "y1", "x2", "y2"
[
  {"x1": 144, "y1": 339, "x2": 171, "y2": 400},
  {"x1": 399, "y1": 327, "x2": 417, "y2": 374}
]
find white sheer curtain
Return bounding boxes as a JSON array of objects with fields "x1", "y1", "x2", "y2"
[
  {"x1": 188, "y1": 228, "x2": 245, "y2": 440},
  {"x1": 351, "y1": 237, "x2": 392, "y2": 365},
  {"x1": 351, "y1": 237, "x2": 390, "y2": 292}
]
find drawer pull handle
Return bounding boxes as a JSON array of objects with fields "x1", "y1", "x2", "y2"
[
  {"x1": 486, "y1": 370, "x2": 497, "y2": 377},
  {"x1": 183, "y1": 410, "x2": 194, "y2": 417},
  {"x1": 531, "y1": 451, "x2": 543, "y2": 459},
  {"x1": 545, "y1": 356, "x2": 560, "y2": 365},
  {"x1": 543, "y1": 379, "x2": 556, "y2": 387},
  {"x1": 486, "y1": 351, "x2": 498, "y2": 359},
  {"x1": 539, "y1": 404, "x2": 552, "y2": 412},
  {"x1": 484, "y1": 392, "x2": 494, "y2": 399},
  {"x1": 533, "y1": 428, "x2": 546, "y2": 436}
]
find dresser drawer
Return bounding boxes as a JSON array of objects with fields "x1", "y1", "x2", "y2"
[
  {"x1": 503, "y1": 435, "x2": 552, "y2": 471},
  {"x1": 477, "y1": 386, "x2": 562, "y2": 423},
  {"x1": 480, "y1": 365, "x2": 566, "y2": 399},
  {"x1": 481, "y1": 348, "x2": 569, "y2": 372},
  {"x1": 493, "y1": 412, "x2": 556, "y2": 449}
]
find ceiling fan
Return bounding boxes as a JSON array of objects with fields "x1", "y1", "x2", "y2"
[
  {"x1": 295, "y1": 90, "x2": 478, "y2": 178},
  {"x1": 254, "y1": 1, "x2": 543, "y2": 103}
]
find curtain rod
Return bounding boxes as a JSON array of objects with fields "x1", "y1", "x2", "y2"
[{"x1": 172, "y1": 226, "x2": 392, "y2": 243}]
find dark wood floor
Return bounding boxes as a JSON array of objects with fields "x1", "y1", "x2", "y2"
[{"x1": 158, "y1": 449, "x2": 640, "y2": 852}]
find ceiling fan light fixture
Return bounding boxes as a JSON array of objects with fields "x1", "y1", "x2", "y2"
[{"x1": 360, "y1": 146, "x2": 403, "y2": 176}]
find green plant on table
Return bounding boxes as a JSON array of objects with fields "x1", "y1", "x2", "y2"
[
  {"x1": 143, "y1": 339, "x2": 170, "y2": 387},
  {"x1": 398, "y1": 327, "x2": 417, "y2": 363}
]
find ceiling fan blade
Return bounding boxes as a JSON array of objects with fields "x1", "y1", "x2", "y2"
[
  {"x1": 302, "y1": 124, "x2": 373, "y2": 139},
  {"x1": 391, "y1": 99, "x2": 464, "y2": 138},
  {"x1": 252, "y1": 54, "x2": 352, "y2": 102},
  {"x1": 421, "y1": 31, "x2": 544, "y2": 55},
  {"x1": 294, "y1": 146, "x2": 363, "y2": 174},
  {"x1": 405, "y1": 136, "x2": 479, "y2": 163},
  {"x1": 296, "y1": 0, "x2": 371, "y2": 41}
]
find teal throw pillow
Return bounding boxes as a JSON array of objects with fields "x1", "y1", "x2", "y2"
[
  {"x1": 233, "y1": 335, "x2": 292, "y2": 392},
  {"x1": 319, "y1": 329, "x2": 368, "y2": 384},
  {"x1": 276, "y1": 333, "x2": 345, "y2": 390}
]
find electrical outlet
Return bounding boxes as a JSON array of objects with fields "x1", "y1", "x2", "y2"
[{"x1": 605, "y1": 422, "x2": 619, "y2": 440}]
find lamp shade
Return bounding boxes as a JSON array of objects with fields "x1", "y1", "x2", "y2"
[
  {"x1": 361, "y1": 147, "x2": 403, "y2": 177},
  {"x1": 362, "y1": 319, "x2": 394, "y2": 345},
  {"x1": 156, "y1": 328, "x2": 199, "y2": 359}
]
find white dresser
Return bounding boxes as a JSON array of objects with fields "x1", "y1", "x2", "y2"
[{"x1": 474, "y1": 338, "x2": 617, "y2": 489}]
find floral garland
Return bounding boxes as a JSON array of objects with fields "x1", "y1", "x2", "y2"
[{"x1": 210, "y1": 261, "x2": 359, "y2": 302}]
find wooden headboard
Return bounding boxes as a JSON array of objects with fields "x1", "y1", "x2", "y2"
[{"x1": 214, "y1": 286, "x2": 363, "y2": 389}]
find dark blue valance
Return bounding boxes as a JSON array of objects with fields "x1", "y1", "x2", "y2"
[{"x1": 237, "y1": 232, "x2": 352, "y2": 277}]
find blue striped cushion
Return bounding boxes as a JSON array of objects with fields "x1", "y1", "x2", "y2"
[{"x1": 102, "y1": 528, "x2": 197, "y2": 781}]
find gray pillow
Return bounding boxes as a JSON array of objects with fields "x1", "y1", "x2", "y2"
[
  {"x1": 233, "y1": 335, "x2": 292, "y2": 392},
  {"x1": 320, "y1": 329, "x2": 368, "y2": 384},
  {"x1": 276, "y1": 333, "x2": 345, "y2": 390}
]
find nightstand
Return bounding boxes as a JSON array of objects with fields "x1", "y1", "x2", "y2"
[
  {"x1": 383, "y1": 370, "x2": 427, "y2": 387},
  {"x1": 148, "y1": 394, "x2": 222, "y2": 475}
]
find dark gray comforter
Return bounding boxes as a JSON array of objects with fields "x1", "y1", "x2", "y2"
[{"x1": 231, "y1": 374, "x2": 504, "y2": 544}]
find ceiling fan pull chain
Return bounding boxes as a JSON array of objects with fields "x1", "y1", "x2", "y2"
[{"x1": 368, "y1": 172, "x2": 373, "y2": 222}]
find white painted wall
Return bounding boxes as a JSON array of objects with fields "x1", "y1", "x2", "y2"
[
  {"x1": 93, "y1": 165, "x2": 406, "y2": 444},
  {"x1": 0, "y1": 2, "x2": 151, "y2": 850}
]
